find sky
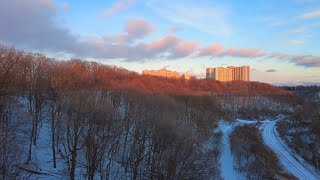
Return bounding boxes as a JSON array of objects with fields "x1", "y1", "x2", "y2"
[{"x1": 0, "y1": 0, "x2": 320, "y2": 85}]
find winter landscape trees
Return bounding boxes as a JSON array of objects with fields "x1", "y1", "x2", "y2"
[
  {"x1": 230, "y1": 125, "x2": 284, "y2": 179},
  {"x1": 2, "y1": 45, "x2": 318, "y2": 179}
]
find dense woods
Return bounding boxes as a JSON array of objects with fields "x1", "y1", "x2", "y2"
[
  {"x1": 277, "y1": 101, "x2": 320, "y2": 171},
  {"x1": 0, "y1": 44, "x2": 301, "y2": 179},
  {"x1": 0, "y1": 45, "x2": 224, "y2": 179},
  {"x1": 230, "y1": 125, "x2": 295, "y2": 179}
]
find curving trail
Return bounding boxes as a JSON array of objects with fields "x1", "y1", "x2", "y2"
[{"x1": 262, "y1": 121, "x2": 320, "y2": 180}]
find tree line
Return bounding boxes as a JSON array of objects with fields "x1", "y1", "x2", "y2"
[{"x1": 0, "y1": 44, "x2": 291, "y2": 97}]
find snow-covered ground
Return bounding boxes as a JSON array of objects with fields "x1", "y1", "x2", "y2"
[
  {"x1": 218, "y1": 120, "x2": 248, "y2": 180},
  {"x1": 218, "y1": 119, "x2": 258, "y2": 180},
  {"x1": 262, "y1": 120, "x2": 320, "y2": 180},
  {"x1": 218, "y1": 119, "x2": 276, "y2": 180},
  {"x1": 15, "y1": 97, "x2": 67, "y2": 179}
]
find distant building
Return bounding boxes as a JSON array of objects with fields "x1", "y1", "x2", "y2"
[
  {"x1": 142, "y1": 68, "x2": 181, "y2": 79},
  {"x1": 206, "y1": 66, "x2": 250, "y2": 82},
  {"x1": 182, "y1": 73, "x2": 192, "y2": 80}
]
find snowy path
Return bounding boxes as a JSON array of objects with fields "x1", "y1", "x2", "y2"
[
  {"x1": 262, "y1": 121, "x2": 320, "y2": 180},
  {"x1": 218, "y1": 122, "x2": 245, "y2": 180}
]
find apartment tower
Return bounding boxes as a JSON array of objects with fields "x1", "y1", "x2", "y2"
[{"x1": 206, "y1": 66, "x2": 250, "y2": 82}]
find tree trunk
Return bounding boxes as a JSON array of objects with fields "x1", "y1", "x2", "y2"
[
  {"x1": 51, "y1": 103, "x2": 56, "y2": 168},
  {"x1": 70, "y1": 147, "x2": 77, "y2": 180}
]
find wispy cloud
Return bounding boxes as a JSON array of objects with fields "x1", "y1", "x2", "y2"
[
  {"x1": 304, "y1": 75, "x2": 320, "y2": 78},
  {"x1": 170, "y1": 26, "x2": 180, "y2": 33},
  {"x1": 282, "y1": 39, "x2": 305, "y2": 45},
  {"x1": 199, "y1": 44, "x2": 320, "y2": 67},
  {"x1": 199, "y1": 44, "x2": 264, "y2": 58},
  {"x1": 266, "y1": 69, "x2": 277, "y2": 72},
  {"x1": 146, "y1": 0, "x2": 231, "y2": 36},
  {"x1": 124, "y1": 18, "x2": 155, "y2": 39},
  {"x1": 253, "y1": 17, "x2": 285, "y2": 27},
  {"x1": 287, "y1": 27, "x2": 305, "y2": 33},
  {"x1": 98, "y1": 0, "x2": 136, "y2": 19},
  {"x1": 299, "y1": 10, "x2": 320, "y2": 19}
]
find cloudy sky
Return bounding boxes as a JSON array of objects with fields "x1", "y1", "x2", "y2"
[{"x1": 1, "y1": 0, "x2": 320, "y2": 85}]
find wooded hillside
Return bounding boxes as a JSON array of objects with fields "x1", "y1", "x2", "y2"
[{"x1": 0, "y1": 45, "x2": 291, "y2": 96}]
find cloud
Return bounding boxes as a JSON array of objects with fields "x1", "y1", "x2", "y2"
[
  {"x1": 290, "y1": 55, "x2": 320, "y2": 67},
  {"x1": 0, "y1": 0, "x2": 149, "y2": 61},
  {"x1": 93, "y1": 19, "x2": 156, "y2": 44},
  {"x1": 199, "y1": 45, "x2": 264, "y2": 58},
  {"x1": 0, "y1": 0, "x2": 82, "y2": 53},
  {"x1": 102, "y1": 34, "x2": 131, "y2": 44},
  {"x1": 148, "y1": 35, "x2": 178, "y2": 53},
  {"x1": 0, "y1": 0, "x2": 320, "y2": 67},
  {"x1": 170, "y1": 26, "x2": 180, "y2": 33},
  {"x1": 282, "y1": 39, "x2": 305, "y2": 45},
  {"x1": 146, "y1": 35, "x2": 198, "y2": 59},
  {"x1": 199, "y1": 44, "x2": 320, "y2": 67},
  {"x1": 267, "y1": 53, "x2": 320, "y2": 67},
  {"x1": 171, "y1": 40, "x2": 198, "y2": 58},
  {"x1": 304, "y1": 75, "x2": 320, "y2": 78},
  {"x1": 266, "y1": 69, "x2": 277, "y2": 72},
  {"x1": 147, "y1": 0, "x2": 231, "y2": 36},
  {"x1": 293, "y1": 0, "x2": 315, "y2": 3},
  {"x1": 254, "y1": 17, "x2": 284, "y2": 27},
  {"x1": 98, "y1": 0, "x2": 136, "y2": 18},
  {"x1": 223, "y1": 48, "x2": 265, "y2": 58},
  {"x1": 199, "y1": 44, "x2": 224, "y2": 56},
  {"x1": 124, "y1": 19, "x2": 155, "y2": 39},
  {"x1": 299, "y1": 10, "x2": 320, "y2": 19},
  {"x1": 287, "y1": 27, "x2": 305, "y2": 33}
]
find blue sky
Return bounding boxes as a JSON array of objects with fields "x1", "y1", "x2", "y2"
[{"x1": 0, "y1": 0, "x2": 320, "y2": 85}]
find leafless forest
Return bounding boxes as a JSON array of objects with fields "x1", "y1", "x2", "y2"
[{"x1": 0, "y1": 45, "x2": 308, "y2": 179}]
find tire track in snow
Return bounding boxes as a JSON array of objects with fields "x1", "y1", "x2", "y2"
[{"x1": 262, "y1": 121, "x2": 320, "y2": 180}]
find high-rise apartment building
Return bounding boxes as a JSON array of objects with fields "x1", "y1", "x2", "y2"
[{"x1": 206, "y1": 66, "x2": 250, "y2": 82}]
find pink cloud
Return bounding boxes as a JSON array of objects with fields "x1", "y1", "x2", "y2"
[
  {"x1": 223, "y1": 47, "x2": 265, "y2": 58},
  {"x1": 146, "y1": 35, "x2": 198, "y2": 58},
  {"x1": 267, "y1": 53, "x2": 320, "y2": 67},
  {"x1": 103, "y1": 34, "x2": 131, "y2": 44},
  {"x1": 172, "y1": 40, "x2": 198, "y2": 57},
  {"x1": 170, "y1": 26, "x2": 180, "y2": 33},
  {"x1": 98, "y1": 0, "x2": 135, "y2": 18},
  {"x1": 199, "y1": 44, "x2": 224, "y2": 56},
  {"x1": 199, "y1": 44, "x2": 264, "y2": 58},
  {"x1": 148, "y1": 35, "x2": 178, "y2": 53},
  {"x1": 290, "y1": 55, "x2": 320, "y2": 67},
  {"x1": 125, "y1": 18, "x2": 155, "y2": 39}
]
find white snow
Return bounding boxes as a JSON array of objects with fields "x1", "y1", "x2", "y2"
[
  {"x1": 16, "y1": 97, "x2": 67, "y2": 179},
  {"x1": 32, "y1": 120, "x2": 67, "y2": 179},
  {"x1": 217, "y1": 118, "x2": 283, "y2": 180},
  {"x1": 262, "y1": 120, "x2": 320, "y2": 180},
  {"x1": 218, "y1": 121, "x2": 246, "y2": 180}
]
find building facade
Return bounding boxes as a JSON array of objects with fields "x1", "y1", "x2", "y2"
[
  {"x1": 142, "y1": 68, "x2": 181, "y2": 79},
  {"x1": 206, "y1": 66, "x2": 250, "y2": 82}
]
